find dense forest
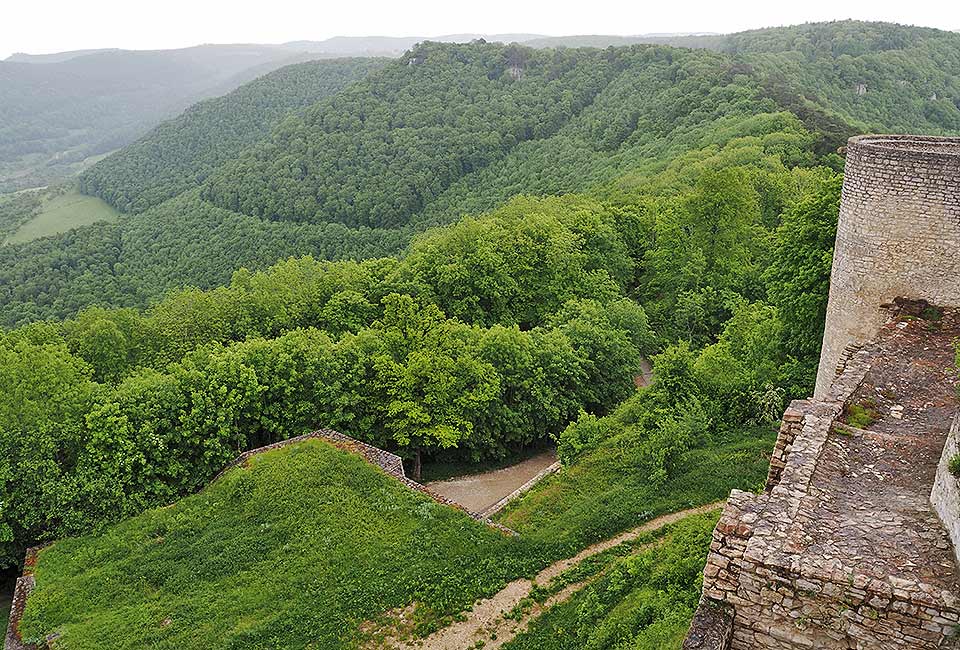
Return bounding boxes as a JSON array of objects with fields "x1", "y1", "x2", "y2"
[
  {"x1": 79, "y1": 58, "x2": 387, "y2": 213},
  {"x1": 0, "y1": 22, "x2": 955, "y2": 329},
  {"x1": 0, "y1": 124, "x2": 839, "y2": 569}
]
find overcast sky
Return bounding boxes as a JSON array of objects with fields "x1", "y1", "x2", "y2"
[{"x1": 2, "y1": 0, "x2": 958, "y2": 59}]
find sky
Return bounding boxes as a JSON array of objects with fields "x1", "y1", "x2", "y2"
[{"x1": 2, "y1": 0, "x2": 959, "y2": 59}]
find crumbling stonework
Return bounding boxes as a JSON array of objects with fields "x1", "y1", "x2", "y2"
[
  {"x1": 686, "y1": 133, "x2": 960, "y2": 649},
  {"x1": 213, "y1": 428, "x2": 406, "y2": 481},
  {"x1": 933, "y1": 412, "x2": 960, "y2": 567},
  {"x1": 815, "y1": 135, "x2": 960, "y2": 397},
  {"x1": 764, "y1": 404, "x2": 806, "y2": 491},
  {"x1": 5, "y1": 547, "x2": 41, "y2": 650},
  {"x1": 685, "y1": 312, "x2": 960, "y2": 649}
]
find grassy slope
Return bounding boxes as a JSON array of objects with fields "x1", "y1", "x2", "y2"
[
  {"x1": 6, "y1": 189, "x2": 119, "y2": 244},
  {"x1": 503, "y1": 512, "x2": 719, "y2": 650},
  {"x1": 18, "y1": 429, "x2": 775, "y2": 649},
  {"x1": 19, "y1": 440, "x2": 544, "y2": 650},
  {"x1": 497, "y1": 427, "x2": 775, "y2": 550}
]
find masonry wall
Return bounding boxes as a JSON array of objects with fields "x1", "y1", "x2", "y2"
[
  {"x1": 815, "y1": 135, "x2": 960, "y2": 397},
  {"x1": 933, "y1": 413, "x2": 960, "y2": 567},
  {"x1": 685, "y1": 332, "x2": 960, "y2": 650}
]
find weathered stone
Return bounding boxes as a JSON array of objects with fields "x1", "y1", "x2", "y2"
[{"x1": 684, "y1": 135, "x2": 960, "y2": 649}]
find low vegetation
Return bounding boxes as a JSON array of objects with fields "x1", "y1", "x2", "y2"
[
  {"x1": 949, "y1": 454, "x2": 960, "y2": 479},
  {"x1": 4, "y1": 188, "x2": 119, "y2": 244},
  {"x1": 503, "y1": 513, "x2": 719, "y2": 650},
  {"x1": 844, "y1": 399, "x2": 880, "y2": 429},
  {"x1": 499, "y1": 428, "x2": 771, "y2": 551},
  {"x1": 18, "y1": 439, "x2": 545, "y2": 649}
]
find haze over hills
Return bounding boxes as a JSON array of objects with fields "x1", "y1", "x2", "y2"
[
  {"x1": 0, "y1": 44, "x2": 327, "y2": 192},
  {"x1": 0, "y1": 20, "x2": 957, "y2": 328},
  {"x1": 0, "y1": 32, "x2": 700, "y2": 192},
  {"x1": 3, "y1": 32, "x2": 723, "y2": 63}
]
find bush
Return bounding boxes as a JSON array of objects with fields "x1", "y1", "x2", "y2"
[{"x1": 845, "y1": 400, "x2": 880, "y2": 429}]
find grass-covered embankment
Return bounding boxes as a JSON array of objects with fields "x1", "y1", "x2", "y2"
[
  {"x1": 497, "y1": 427, "x2": 774, "y2": 550},
  {"x1": 503, "y1": 512, "x2": 720, "y2": 649},
  {"x1": 6, "y1": 188, "x2": 119, "y2": 244},
  {"x1": 18, "y1": 439, "x2": 546, "y2": 650}
]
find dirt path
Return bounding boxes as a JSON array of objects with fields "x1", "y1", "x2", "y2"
[
  {"x1": 425, "y1": 449, "x2": 558, "y2": 513},
  {"x1": 634, "y1": 357, "x2": 655, "y2": 388},
  {"x1": 387, "y1": 502, "x2": 723, "y2": 650}
]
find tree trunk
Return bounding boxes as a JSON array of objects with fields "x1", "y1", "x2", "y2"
[{"x1": 413, "y1": 448, "x2": 422, "y2": 482}]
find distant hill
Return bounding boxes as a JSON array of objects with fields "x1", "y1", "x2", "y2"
[
  {"x1": 715, "y1": 20, "x2": 960, "y2": 133},
  {"x1": 4, "y1": 21, "x2": 960, "y2": 325},
  {"x1": 0, "y1": 44, "x2": 328, "y2": 192},
  {"x1": 4, "y1": 48, "x2": 120, "y2": 63},
  {"x1": 80, "y1": 57, "x2": 387, "y2": 213},
  {"x1": 276, "y1": 33, "x2": 546, "y2": 56},
  {"x1": 522, "y1": 33, "x2": 724, "y2": 49}
]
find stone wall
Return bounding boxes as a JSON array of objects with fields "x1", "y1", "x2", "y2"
[
  {"x1": 685, "y1": 315, "x2": 960, "y2": 650},
  {"x1": 815, "y1": 135, "x2": 960, "y2": 397},
  {"x1": 764, "y1": 403, "x2": 806, "y2": 491},
  {"x1": 4, "y1": 547, "x2": 41, "y2": 650},
  {"x1": 933, "y1": 413, "x2": 960, "y2": 567},
  {"x1": 212, "y1": 428, "x2": 406, "y2": 481}
]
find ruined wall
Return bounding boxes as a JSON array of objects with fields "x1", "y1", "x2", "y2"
[
  {"x1": 815, "y1": 135, "x2": 960, "y2": 397},
  {"x1": 933, "y1": 413, "x2": 960, "y2": 567},
  {"x1": 685, "y1": 314, "x2": 960, "y2": 650}
]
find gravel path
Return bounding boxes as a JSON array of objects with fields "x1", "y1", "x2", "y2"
[{"x1": 425, "y1": 449, "x2": 558, "y2": 513}]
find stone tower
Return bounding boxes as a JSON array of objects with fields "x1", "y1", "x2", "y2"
[
  {"x1": 815, "y1": 134, "x2": 960, "y2": 397},
  {"x1": 683, "y1": 135, "x2": 960, "y2": 650}
]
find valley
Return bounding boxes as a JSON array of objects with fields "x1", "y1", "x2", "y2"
[{"x1": 5, "y1": 188, "x2": 118, "y2": 244}]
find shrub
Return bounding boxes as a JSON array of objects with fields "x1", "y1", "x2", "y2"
[
  {"x1": 949, "y1": 454, "x2": 960, "y2": 479},
  {"x1": 845, "y1": 400, "x2": 879, "y2": 429}
]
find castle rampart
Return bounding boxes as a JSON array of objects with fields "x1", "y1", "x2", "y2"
[
  {"x1": 815, "y1": 135, "x2": 960, "y2": 397},
  {"x1": 686, "y1": 133, "x2": 960, "y2": 649}
]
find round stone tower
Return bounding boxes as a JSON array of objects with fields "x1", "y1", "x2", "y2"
[{"x1": 815, "y1": 135, "x2": 960, "y2": 397}]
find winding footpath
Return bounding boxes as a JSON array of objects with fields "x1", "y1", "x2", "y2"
[{"x1": 377, "y1": 502, "x2": 724, "y2": 650}]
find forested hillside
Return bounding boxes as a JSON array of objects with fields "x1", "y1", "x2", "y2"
[
  {"x1": 0, "y1": 41, "x2": 803, "y2": 324},
  {"x1": 202, "y1": 42, "x2": 620, "y2": 228},
  {"x1": 4, "y1": 20, "x2": 959, "y2": 648},
  {"x1": 0, "y1": 23, "x2": 931, "y2": 330},
  {"x1": 716, "y1": 21, "x2": 960, "y2": 133},
  {"x1": 0, "y1": 22, "x2": 957, "y2": 561},
  {"x1": 79, "y1": 58, "x2": 387, "y2": 213}
]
